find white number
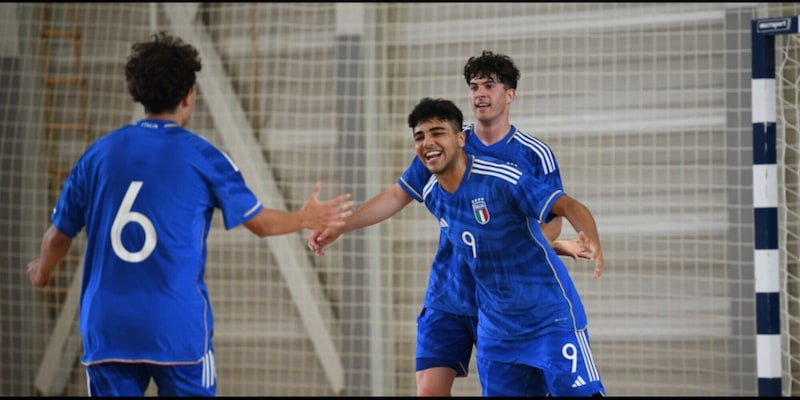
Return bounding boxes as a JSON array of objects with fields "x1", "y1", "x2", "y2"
[
  {"x1": 562, "y1": 342, "x2": 578, "y2": 373},
  {"x1": 110, "y1": 181, "x2": 157, "y2": 263},
  {"x1": 461, "y1": 231, "x2": 477, "y2": 259}
]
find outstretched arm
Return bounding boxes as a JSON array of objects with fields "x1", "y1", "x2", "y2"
[
  {"x1": 540, "y1": 215, "x2": 587, "y2": 259},
  {"x1": 551, "y1": 231, "x2": 592, "y2": 260},
  {"x1": 540, "y1": 216, "x2": 591, "y2": 260},
  {"x1": 550, "y1": 196, "x2": 604, "y2": 278},
  {"x1": 244, "y1": 182, "x2": 354, "y2": 237},
  {"x1": 27, "y1": 224, "x2": 73, "y2": 287},
  {"x1": 308, "y1": 183, "x2": 413, "y2": 255}
]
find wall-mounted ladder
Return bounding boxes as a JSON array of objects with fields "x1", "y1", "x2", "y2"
[{"x1": 37, "y1": 3, "x2": 90, "y2": 319}]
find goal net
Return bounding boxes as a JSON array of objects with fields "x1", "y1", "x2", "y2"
[
  {"x1": 2, "y1": 2, "x2": 800, "y2": 397},
  {"x1": 776, "y1": 27, "x2": 800, "y2": 396}
]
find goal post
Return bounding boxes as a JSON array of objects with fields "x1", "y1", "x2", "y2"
[{"x1": 751, "y1": 15, "x2": 799, "y2": 397}]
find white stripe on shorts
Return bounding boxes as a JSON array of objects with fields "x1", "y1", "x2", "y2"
[
  {"x1": 576, "y1": 330, "x2": 600, "y2": 382},
  {"x1": 202, "y1": 349, "x2": 217, "y2": 388}
]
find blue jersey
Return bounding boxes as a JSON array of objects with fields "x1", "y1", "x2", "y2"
[
  {"x1": 399, "y1": 125, "x2": 563, "y2": 316},
  {"x1": 52, "y1": 119, "x2": 263, "y2": 365},
  {"x1": 421, "y1": 155, "x2": 587, "y2": 341}
]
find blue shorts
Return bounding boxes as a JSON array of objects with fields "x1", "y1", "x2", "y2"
[
  {"x1": 85, "y1": 349, "x2": 217, "y2": 396},
  {"x1": 477, "y1": 329, "x2": 605, "y2": 396},
  {"x1": 415, "y1": 307, "x2": 478, "y2": 377}
]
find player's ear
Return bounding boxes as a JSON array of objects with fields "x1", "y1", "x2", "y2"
[
  {"x1": 183, "y1": 84, "x2": 197, "y2": 107},
  {"x1": 457, "y1": 130, "x2": 466, "y2": 148},
  {"x1": 506, "y1": 87, "x2": 516, "y2": 103}
]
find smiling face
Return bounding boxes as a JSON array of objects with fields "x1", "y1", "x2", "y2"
[
  {"x1": 413, "y1": 117, "x2": 466, "y2": 176},
  {"x1": 468, "y1": 74, "x2": 515, "y2": 125}
]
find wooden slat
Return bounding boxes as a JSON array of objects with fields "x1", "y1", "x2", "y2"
[
  {"x1": 40, "y1": 28, "x2": 81, "y2": 39},
  {"x1": 45, "y1": 122, "x2": 89, "y2": 133},
  {"x1": 44, "y1": 76, "x2": 85, "y2": 86}
]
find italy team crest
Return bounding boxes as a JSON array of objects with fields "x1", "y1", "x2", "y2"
[{"x1": 472, "y1": 198, "x2": 490, "y2": 224}]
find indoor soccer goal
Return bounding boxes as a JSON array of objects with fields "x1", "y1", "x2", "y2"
[
  {"x1": 772, "y1": 18, "x2": 800, "y2": 396},
  {"x1": 1, "y1": 2, "x2": 799, "y2": 397}
]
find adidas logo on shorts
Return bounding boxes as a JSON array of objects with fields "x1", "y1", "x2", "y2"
[{"x1": 572, "y1": 375, "x2": 587, "y2": 388}]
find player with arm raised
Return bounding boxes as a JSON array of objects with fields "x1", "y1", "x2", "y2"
[
  {"x1": 410, "y1": 97, "x2": 605, "y2": 396},
  {"x1": 26, "y1": 31, "x2": 354, "y2": 397},
  {"x1": 309, "y1": 50, "x2": 589, "y2": 395}
]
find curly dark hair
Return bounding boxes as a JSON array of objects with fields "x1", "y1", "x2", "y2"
[
  {"x1": 462, "y1": 50, "x2": 519, "y2": 90},
  {"x1": 125, "y1": 31, "x2": 202, "y2": 114},
  {"x1": 407, "y1": 97, "x2": 464, "y2": 133}
]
